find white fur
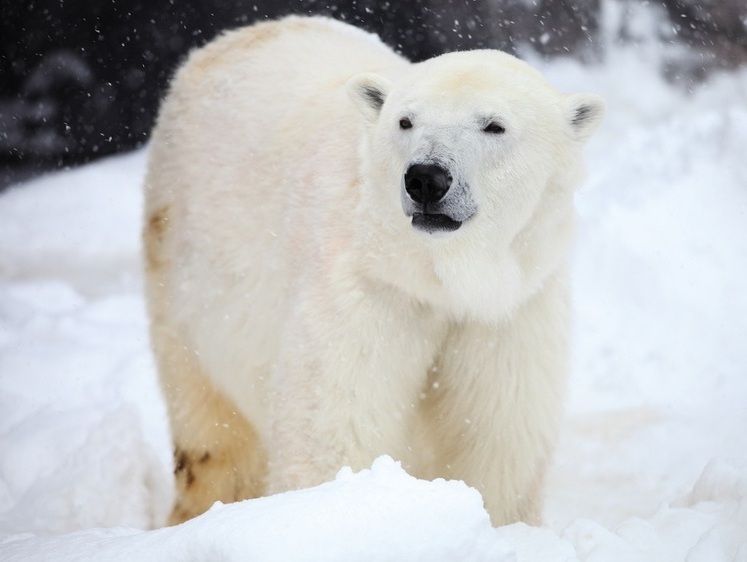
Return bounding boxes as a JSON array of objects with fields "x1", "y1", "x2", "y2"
[{"x1": 144, "y1": 15, "x2": 604, "y2": 526}]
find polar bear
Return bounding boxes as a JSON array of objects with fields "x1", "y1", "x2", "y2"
[{"x1": 143, "y1": 15, "x2": 603, "y2": 527}]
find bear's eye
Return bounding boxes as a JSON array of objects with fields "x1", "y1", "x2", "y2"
[
  {"x1": 483, "y1": 122, "x2": 506, "y2": 134},
  {"x1": 399, "y1": 117, "x2": 412, "y2": 130}
]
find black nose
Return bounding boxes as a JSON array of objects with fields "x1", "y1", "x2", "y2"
[{"x1": 404, "y1": 164, "x2": 452, "y2": 205}]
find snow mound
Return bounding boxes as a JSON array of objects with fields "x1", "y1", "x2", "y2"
[
  {"x1": 0, "y1": 150, "x2": 146, "y2": 296},
  {"x1": 2, "y1": 457, "x2": 746, "y2": 561},
  {"x1": 0, "y1": 457, "x2": 512, "y2": 562},
  {"x1": 559, "y1": 459, "x2": 747, "y2": 561}
]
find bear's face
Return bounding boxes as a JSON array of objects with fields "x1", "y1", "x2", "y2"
[{"x1": 348, "y1": 51, "x2": 604, "y2": 319}]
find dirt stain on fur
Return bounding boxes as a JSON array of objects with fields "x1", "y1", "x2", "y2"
[{"x1": 144, "y1": 205, "x2": 170, "y2": 270}]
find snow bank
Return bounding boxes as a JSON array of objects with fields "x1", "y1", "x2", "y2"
[
  {"x1": 0, "y1": 150, "x2": 146, "y2": 296},
  {"x1": 0, "y1": 155, "x2": 174, "y2": 535},
  {"x1": 2, "y1": 456, "x2": 745, "y2": 561},
  {"x1": 535, "y1": 1, "x2": 747, "y2": 529},
  {"x1": 558, "y1": 458, "x2": 747, "y2": 561},
  {"x1": 1, "y1": 457, "x2": 511, "y2": 562}
]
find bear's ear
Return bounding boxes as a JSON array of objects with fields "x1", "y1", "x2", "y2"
[
  {"x1": 347, "y1": 73, "x2": 392, "y2": 123},
  {"x1": 566, "y1": 93, "x2": 605, "y2": 142}
]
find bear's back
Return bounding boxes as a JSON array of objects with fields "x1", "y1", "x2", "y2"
[
  {"x1": 143, "y1": 17, "x2": 408, "y2": 430},
  {"x1": 146, "y1": 15, "x2": 407, "y2": 221},
  {"x1": 167, "y1": 16, "x2": 405, "y2": 127}
]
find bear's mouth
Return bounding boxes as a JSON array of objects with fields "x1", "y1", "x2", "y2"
[{"x1": 411, "y1": 212, "x2": 462, "y2": 233}]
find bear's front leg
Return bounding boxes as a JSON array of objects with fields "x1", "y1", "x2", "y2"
[
  {"x1": 422, "y1": 271, "x2": 571, "y2": 527},
  {"x1": 265, "y1": 281, "x2": 447, "y2": 494},
  {"x1": 150, "y1": 321, "x2": 269, "y2": 525}
]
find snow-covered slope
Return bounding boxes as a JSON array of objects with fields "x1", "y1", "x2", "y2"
[{"x1": 1, "y1": 8, "x2": 746, "y2": 561}]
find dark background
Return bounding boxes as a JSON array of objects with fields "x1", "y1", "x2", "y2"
[{"x1": 1, "y1": 0, "x2": 745, "y2": 190}]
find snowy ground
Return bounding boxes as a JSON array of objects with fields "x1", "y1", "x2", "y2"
[{"x1": 1, "y1": 8, "x2": 747, "y2": 562}]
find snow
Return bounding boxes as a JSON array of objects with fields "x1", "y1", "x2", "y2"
[
  {"x1": 0, "y1": 457, "x2": 512, "y2": 562},
  {"x1": 1, "y1": 6, "x2": 747, "y2": 561}
]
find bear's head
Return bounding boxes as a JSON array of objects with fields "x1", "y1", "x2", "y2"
[{"x1": 347, "y1": 50, "x2": 604, "y2": 320}]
